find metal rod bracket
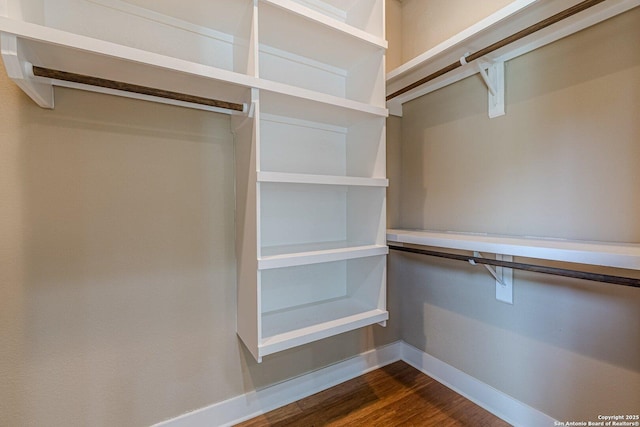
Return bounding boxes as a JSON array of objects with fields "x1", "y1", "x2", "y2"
[{"x1": 389, "y1": 244, "x2": 640, "y2": 289}]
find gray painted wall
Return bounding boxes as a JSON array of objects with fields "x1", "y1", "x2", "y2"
[
  {"x1": 388, "y1": 7, "x2": 640, "y2": 421},
  {"x1": 0, "y1": 71, "x2": 400, "y2": 427}
]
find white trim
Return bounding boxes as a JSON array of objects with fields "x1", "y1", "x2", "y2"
[
  {"x1": 400, "y1": 342, "x2": 558, "y2": 427},
  {"x1": 153, "y1": 340, "x2": 557, "y2": 427},
  {"x1": 152, "y1": 341, "x2": 403, "y2": 427}
]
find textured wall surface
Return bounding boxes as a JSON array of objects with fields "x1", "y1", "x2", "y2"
[{"x1": 393, "y1": 7, "x2": 640, "y2": 421}]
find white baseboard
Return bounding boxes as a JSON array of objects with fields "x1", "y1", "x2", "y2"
[
  {"x1": 152, "y1": 341, "x2": 403, "y2": 427},
  {"x1": 400, "y1": 342, "x2": 557, "y2": 427},
  {"x1": 154, "y1": 340, "x2": 556, "y2": 427}
]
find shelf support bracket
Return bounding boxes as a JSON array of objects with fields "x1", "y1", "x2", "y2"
[
  {"x1": 476, "y1": 60, "x2": 505, "y2": 118},
  {"x1": 0, "y1": 33, "x2": 54, "y2": 108},
  {"x1": 470, "y1": 252, "x2": 513, "y2": 304}
]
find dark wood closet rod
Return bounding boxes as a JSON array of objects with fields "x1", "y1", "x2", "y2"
[
  {"x1": 389, "y1": 245, "x2": 640, "y2": 288},
  {"x1": 386, "y1": 0, "x2": 607, "y2": 101},
  {"x1": 32, "y1": 66, "x2": 245, "y2": 112}
]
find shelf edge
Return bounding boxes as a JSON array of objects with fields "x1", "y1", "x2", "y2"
[
  {"x1": 259, "y1": 244, "x2": 388, "y2": 270},
  {"x1": 258, "y1": 171, "x2": 389, "y2": 187}
]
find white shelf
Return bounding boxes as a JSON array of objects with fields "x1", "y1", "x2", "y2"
[
  {"x1": 258, "y1": 254, "x2": 387, "y2": 358},
  {"x1": 258, "y1": 171, "x2": 388, "y2": 187},
  {"x1": 6, "y1": 0, "x2": 257, "y2": 73},
  {"x1": 387, "y1": 229, "x2": 640, "y2": 270},
  {"x1": 288, "y1": 0, "x2": 384, "y2": 38},
  {"x1": 260, "y1": 299, "x2": 388, "y2": 357},
  {"x1": 259, "y1": 0, "x2": 385, "y2": 105},
  {"x1": 386, "y1": 0, "x2": 640, "y2": 116},
  {"x1": 259, "y1": 242, "x2": 388, "y2": 269},
  {"x1": 255, "y1": 85, "x2": 388, "y2": 126},
  {"x1": 0, "y1": 4, "x2": 389, "y2": 116},
  {"x1": 260, "y1": 183, "x2": 386, "y2": 252},
  {"x1": 259, "y1": 111, "x2": 385, "y2": 179},
  {"x1": 261, "y1": 0, "x2": 386, "y2": 48},
  {"x1": 103, "y1": 0, "x2": 254, "y2": 38},
  {"x1": 0, "y1": 16, "x2": 257, "y2": 110},
  {"x1": 259, "y1": 79, "x2": 387, "y2": 123}
]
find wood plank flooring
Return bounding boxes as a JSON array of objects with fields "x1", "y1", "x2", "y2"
[{"x1": 235, "y1": 361, "x2": 511, "y2": 426}]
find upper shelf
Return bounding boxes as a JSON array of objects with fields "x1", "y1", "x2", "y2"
[
  {"x1": 261, "y1": 0, "x2": 386, "y2": 48},
  {"x1": 0, "y1": 0, "x2": 388, "y2": 116},
  {"x1": 0, "y1": 16, "x2": 257, "y2": 112},
  {"x1": 386, "y1": 0, "x2": 640, "y2": 116},
  {"x1": 284, "y1": 0, "x2": 385, "y2": 38},
  {"x1": 258, "y1": 0, "x2": 386, "y2": 106},
  {"x1": 387, "y1": 229, "x2": 640, "y2": 271}
]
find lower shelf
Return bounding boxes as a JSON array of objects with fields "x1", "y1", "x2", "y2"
[{"x1": 259, "y1": 297, "x2": 388, "y2": 357}]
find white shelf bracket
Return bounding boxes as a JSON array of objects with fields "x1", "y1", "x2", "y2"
[
  {"x1": 476, "y1": 60, "x2": 505, "y2": 118},
  {"x1": 0, "y1": 33, "x2": 54, "y2": 108},
  {"x1": 471, "y1": 252, "x2": 513, "y2": 304}
]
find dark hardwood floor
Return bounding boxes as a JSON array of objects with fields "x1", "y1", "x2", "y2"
[{"x1": 235, "y1": 361, "x2": 511, "y2": 426}]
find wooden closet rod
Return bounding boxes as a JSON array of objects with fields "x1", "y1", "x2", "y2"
[
  {"x1": 32, "y1": 66, "x2": 245, "y2": 112},
  {"x1": 389, "y1": 245, "x2": 640, "y2": 288},
  {"x1": 387, "y1": 0, "x2": 607, "y2": 101}
]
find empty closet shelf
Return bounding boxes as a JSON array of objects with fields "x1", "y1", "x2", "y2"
[
  {"x1": 259, "y1": 243, "x2": 388, "y2": 269},
  {"x1": 258, "y1": 171, "x2": 388, "y2": 187},
  {"x1": 260, "y1": 298, "x2": 388, "y2": 356}
]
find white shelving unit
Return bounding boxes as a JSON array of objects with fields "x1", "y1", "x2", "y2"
[
  {"x1": 385, "y1": 0, "x2": 640, "y2": 116},
  {"x1": 242, "y1": 0, "x2": 389, "y2": 361},
  {"x1": 0, "y1": 0, "x2": 389, "y2": 362}
]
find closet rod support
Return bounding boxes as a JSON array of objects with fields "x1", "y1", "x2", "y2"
[
  {"x1": 471, "y1": 251, "x2": 513, "y2": 303},
  {"x1": 0, "y1": 34, "x2": 53, "y2": 108},
  {"x1": 389, "y1": 244, "x2": 640, "y2": 289},
  {"x1": 386, "y1": 0, "x2": 607, "y2": 102},
  {"x1": 472, "y1": 251, "x2": 504, "y2": 285}
]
